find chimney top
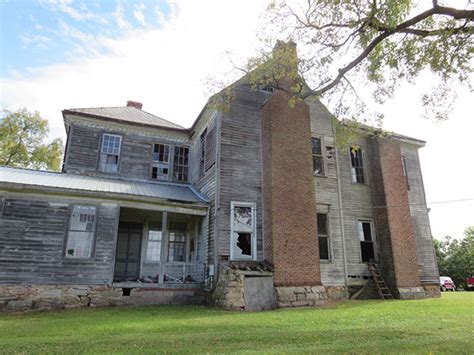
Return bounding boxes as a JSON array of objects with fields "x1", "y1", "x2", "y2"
[{"x1": 127, "y1": 100, "x2": 143, "y2": 110}]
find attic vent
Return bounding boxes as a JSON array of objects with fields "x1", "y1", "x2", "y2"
[{"x1": 127, "y1": 100, "x2": 143, "y2": 110}]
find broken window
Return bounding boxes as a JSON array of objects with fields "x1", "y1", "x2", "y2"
[
  {"x1": 358, "y1": 220, "x2": 375, "y2": 262},
  {"x1": 401, "y1": 155, "x2": 410, "y2": 190},
  {"x1": 99, "y1": 133, "x2": 122, "y2": 173},
  {"x1": 145, "y1": 222, "x2": 162, "y2": 262},
  {"x1": 65, "y1": 205, "x2": 97, "y2": 258},
  {"x1": 317, "y1": 213, "x2": 329, "y2": 260},
  {"x1": 168, "y1": 222, "x2": 187, "y2": 262},
  {"x1": 350, "y1": 146, "x2": 365, "y2": 184},
  {"x1": 312, "y1": 137, "x2": 325, "y2": 176},
  {"x1": 231, "y1": 202, "x2": 255, "y2": 260},
  {"x1": 173, "y1": 146, "x2": 189, "y2": 182},
  {"x1": 151, "y1": 144, "x2": 170, "y2": 180}
]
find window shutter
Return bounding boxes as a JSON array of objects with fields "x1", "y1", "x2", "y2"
[{"x1": 204, "y1": 120, "x2": 217, "y2": 171}]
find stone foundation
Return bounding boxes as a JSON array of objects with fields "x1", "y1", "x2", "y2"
[
  {"x1": 397, "y1": 287, "x2": 426, "y2": 300},
  {"x1": 423, "y1": 284, "x2": 441, "y2": 298},
  {"x1": 0, "y1": 284, "x2": 205, "y2": 313},
  {"x1": 275, "y1": 286, "x2": 327, "y2": 307}
]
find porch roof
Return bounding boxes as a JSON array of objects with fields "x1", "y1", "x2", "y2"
[{"x1": 0, "y1": 166, "x2": 209, "y2": 206}]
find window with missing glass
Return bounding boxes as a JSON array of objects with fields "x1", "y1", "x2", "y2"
[
  {"x1": 358, "y1": 220, "x2": 375, "y2": 262},
  {"x1": 99, "y1": 133, "x2": 122, "y2": 173},
  {"x1": 317, "y1": 213, "x2": 330, "y2": 260},
  {"x1": 230, "y1": 202, "x2": 256, "y2": 260},
  {"x1": 168, "y1": 222, "x2": 187, "y2": 262},
  {"x1": 173, "y1": 146, "x2": 189, "y2": 182},
  {"x1": 65, "y1": 205, "x2": 97, "y2": 259},
  {"x1": 151, "y1": 144, "x2": 170, "y2": 180},
  {"x1": 350, "y1": 146, "x2": 365, "y2": 184},
  {"x1": 312, "y1": 137, "x2": 325, "y2": 176},
  {"x1": 145, "y1": 222, "x2": 162, "y2": 262},
  {"x1": 402, "y1": 155, "x2": 410, "y2": 190}
]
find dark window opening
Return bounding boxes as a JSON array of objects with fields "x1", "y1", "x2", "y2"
[
  {"x1": 151, "y1": 143, "x2": 170, "y2": 180},
  {"x1": 358, "y1": 221, "x2": 375, "y2": 262},
  {"x1": 350, "y1": 146, "x2": 365, "y2": 184},
  {"x1": 237, "y1": 232, "x2": 252, "y2": 256},
  {"x1": 312, "y1": 138, "x2": 325, "y2": 175},
  {"x1": 122, "y1": 288, "x2": 131, "y2": 296},
  {"x1": 199, "y1": 129, "x2": 206, "y2": 177},
  {"x1": 402, "y1": 155, "x2": 410, "y2": 190},
  {"x1": 317, "y1": 213, "x2": 329, "y2": 260}
]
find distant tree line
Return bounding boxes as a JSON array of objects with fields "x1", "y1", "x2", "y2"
[{"x1": 434, "y1": 227, "x2": 474, "y2": 289}]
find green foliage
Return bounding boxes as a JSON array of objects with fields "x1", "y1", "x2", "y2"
[
  {"x1": 0, "y1": 108, "x2": 64, "y2": 171},
  {"x1": 434, "y1": 227, "x2": 474, "y2": 288},
  {"x1": 237, "y1": 0, "x2": 474, "y2": 124},
  {"x1": 0, "y1": 294, "x2": 472, "y2": 353}
]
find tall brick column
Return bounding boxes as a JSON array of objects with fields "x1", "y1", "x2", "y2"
[
  {"x1": 261, "y1": 89, "x2": 322, "y2": 291},
  {"x1": 369, "y1": 137, "x2": 423, "y2": 299}
]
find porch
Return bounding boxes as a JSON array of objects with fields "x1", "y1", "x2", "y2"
[{"x1": 113, "y1": 207, "x2": 208, "y2": 288}]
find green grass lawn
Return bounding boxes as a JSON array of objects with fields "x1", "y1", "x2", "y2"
[{"x1": 1, "y1": 293, "x2": 473, "y2": 354}]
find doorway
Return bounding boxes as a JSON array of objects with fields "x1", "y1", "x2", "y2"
[{"x1": 114, "y1": 222, "x2": 143, "y2": 281}]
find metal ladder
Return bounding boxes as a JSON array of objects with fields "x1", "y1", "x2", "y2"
[{"x1": 368, "y1": 263, "x2": 393, "y2": 300}]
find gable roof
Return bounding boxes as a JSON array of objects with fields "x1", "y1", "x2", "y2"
[
  {"x1": 63, "y1": 106, "x2": 186, "y2": 131},
  {"x1": 0, "y1": 166, "x2": 209, "y2": 206}
]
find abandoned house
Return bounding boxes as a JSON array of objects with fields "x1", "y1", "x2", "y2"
[{"x1": 0, "y1": 53, "x2": 441, "y2": 312}]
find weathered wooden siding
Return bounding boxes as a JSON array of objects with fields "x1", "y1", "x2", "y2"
[
  {"x1": 308, "y1": 100, "x2": 346, "y2": 286},
  {"x1": 64, "y1": 120, "x2": 189, "y2": 181},
  {"x1": 218, "y1": 85, "x2": 269, "y2": 260},
  {"x1": 401, "y1": 143, "x2": 439, "y2": 283},
  {"x1": 0, "y1": 195, "x2": 119, "y2": 285}
]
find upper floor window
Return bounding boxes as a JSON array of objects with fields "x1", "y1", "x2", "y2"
[
  {"x1": 199, "y1": 129, "x2": 206, "y2": 177},
  {"x1": 99, "y1": 133, "x2": 121, "y2": 173},
  {"x1": 173, "y1": 146, "x2": 189, "y2": 182},
  {"x1": 350, "y1": 146, "x2": 365, "y2": 184},
  {"x1": 65, "y1": 205, "x2": 97, "y2": 259},
  {"x1": 312, "y1": 137, "x2": 325, "y2": 176},
  {"x1": 151, "y1": 143, "x2": 170, "y2": 180},
  {"x1": 317, "y1": 213, "x2": 330, "y2": 260}
]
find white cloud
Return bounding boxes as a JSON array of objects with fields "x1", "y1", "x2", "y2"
[
  {"x1": 133, "y1": 2, "x2": 146, "y2": 26},
  {"x1": 1, "y1": 0, "x2": 472, "y2": 239}
]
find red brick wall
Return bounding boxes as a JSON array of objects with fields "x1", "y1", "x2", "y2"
[
  {"x1": 370, "y1": 137, "x2": 421, "y2": 289},
  {"x1": 261, "y1": 90, "x2": 322, "y2": 287}
]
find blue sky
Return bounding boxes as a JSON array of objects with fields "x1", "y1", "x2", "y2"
[{"x1": 1, "y1": 0, "x2": 170, "y2": 77}]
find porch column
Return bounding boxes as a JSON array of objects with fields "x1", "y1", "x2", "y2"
[{"x1": 158, "y1": 211, "x2": 169, "y2": 284}]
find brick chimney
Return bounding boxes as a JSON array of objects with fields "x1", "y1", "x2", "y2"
[{"x1": 127, "y1": 100, "x2": 143, "y2": 110}]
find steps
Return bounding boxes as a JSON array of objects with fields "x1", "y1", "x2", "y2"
[{"x1": 368, "y1": 263, "x2": 393, "y2": 300}]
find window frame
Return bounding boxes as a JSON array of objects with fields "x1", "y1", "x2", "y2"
[
  {"x1": 311, "y1": 136, "x2": 326, "y2": 176},
  {"x1": 349, "y1": 145, "x2": 366, "y2": 184},
  {"x1": 167, "y1": 221, "x2": 189, "y2": 263},
  {"x1": 64, "y1": 204, "x2": 98, "y2": 260},
  {"x1": 317, "y1": 212, "x2": 331, "y2": 262},
  {"x1": 357, "y1": 219, "x2": 377, "y2": 263},
  {"x1": 172, "y1": 145, "x2": 190, "y2": 182},
  {"x1": 144, "y1": 222, "x2": 163, "y2": 263},
  {"x1": 199, "y1": 128, "x2": 207, "y2": 178},
  {"x1": 98, "y1": 132, "x2": 122, "y2": 174},
  {"x1": 150, "y1": 143, "x2": 171, "y2": 181},
  {"x1": 230, "y1": 201, "x2": 257, "y2": 261}
]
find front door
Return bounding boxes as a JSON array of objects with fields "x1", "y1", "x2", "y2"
[{"x1": 114, "y1": 222, "x2": 142, "y2": 281}]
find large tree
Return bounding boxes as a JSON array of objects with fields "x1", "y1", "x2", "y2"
[
  {"x1": 233, "y1": 0, "x2": 473, "y2": 124},
  {"x1": 0, "y1": 108, "x2": 64, "y2": 171}
]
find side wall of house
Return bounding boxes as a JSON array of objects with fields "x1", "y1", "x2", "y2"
[
  {"x1": 63, "y1": 117, "x2": 189, "y2": 181},
  {"x1": 218, "y1": 85, "x2": 269, "y2": 261},
  {"x1": 0, "y1": 194, "x2": 119, "y2": 285},
  {"x1": 400, "y1": 143, "x2": 439, "y2": 285}
]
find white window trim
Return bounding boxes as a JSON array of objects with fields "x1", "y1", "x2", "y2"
[
  {"x1": 64, "y1": 205, "x2": 98, "y2": 259},
  {"x1": 151, "y1": 143, "x2": 171, "y2": 181},
  {"x1": 99, "y1": 133, "x2": 122, "y2": 173},
  {"x1": 230, "y1": 201, "x2": 257, "y2": 261},
  {"x1": 349, "y1": 145, "x2": 367, "y2": 185},
  {"x1": 317, "y1": 212, "x2": 331, "y2": 262}
]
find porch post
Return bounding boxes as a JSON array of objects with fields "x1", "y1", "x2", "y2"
[{"x1": 158, "y1": 211, "x2": 169, "y2": 284}]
